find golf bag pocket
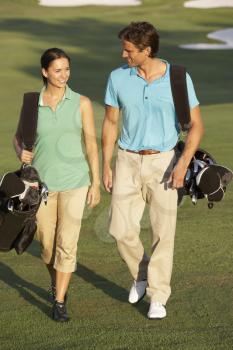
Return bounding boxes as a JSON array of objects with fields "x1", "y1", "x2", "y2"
[
  {"x1": 0, "y1": 207, "x2": 37, "y2": 253},
  {"x1": 176, "y1": 141, "x2": 233, "y2": 208},
  {"x1": 196, "y1": 164, "x2": 233, "y2": 203},
  {"x1": 13, "y1": 216, "x2": 37, "y2": 255},
  {"x1": 0, "y1": 165, "x2": 48, "y2": 254}
]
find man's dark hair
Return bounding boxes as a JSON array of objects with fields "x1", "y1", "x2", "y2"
[
  {"x1": 118, "y1": 22, "x2": 159, "y2": 57},
  {"x1": 40, "y1": 48, "x2": 71, "y2": 85}
]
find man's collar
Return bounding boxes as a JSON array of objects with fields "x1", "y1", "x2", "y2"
[
  {"x1": 130, "y1": 67, "x2": 138, "y2": 76},
  {"x1": 129, "y1": 60, "x2": 170, "y2": 77}
]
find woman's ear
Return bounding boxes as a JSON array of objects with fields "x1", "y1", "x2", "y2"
[{"x1": 42, "y1": 68, "x2": 48, "y2": 79}]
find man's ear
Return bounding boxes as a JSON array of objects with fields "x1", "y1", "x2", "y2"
[{"x1": 145, "y1": 46, "x2": 151, "y2": 57}]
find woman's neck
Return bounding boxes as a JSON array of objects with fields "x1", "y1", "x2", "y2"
[{"x1": 44, "y1": 84, "x2": 66, "y2": 100}]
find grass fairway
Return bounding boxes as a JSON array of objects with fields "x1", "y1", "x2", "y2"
[{"x1": 0, "y1": 1, "x2": 233, "y2": 349}]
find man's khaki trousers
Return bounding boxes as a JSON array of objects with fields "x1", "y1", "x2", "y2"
[
  {"x1": 109, "y1": 148, "x2": 177, "y2": 305},
  {"x1": 36, "y1": 186, "x2": 88, "y2": 273}
]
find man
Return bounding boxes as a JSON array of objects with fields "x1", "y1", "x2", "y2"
[{"x1": 102, "y1": 21, "x2": 204, "y2": 319}]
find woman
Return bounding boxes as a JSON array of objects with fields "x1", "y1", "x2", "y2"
[{"x1": 13, "y1": 48, "x2": 100, "y2": 322}]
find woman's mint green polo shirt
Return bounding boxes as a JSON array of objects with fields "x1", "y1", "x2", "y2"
[{"x1": 32, "y1": 86, "x2": 90, "y2": 191}]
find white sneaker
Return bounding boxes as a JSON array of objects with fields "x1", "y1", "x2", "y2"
[
  {"x1": 128, "y1": 280, "x2": 147, "y2": 304},
  {"x1": 147, "y1": 301, "x2": 166, "y2": 319}
]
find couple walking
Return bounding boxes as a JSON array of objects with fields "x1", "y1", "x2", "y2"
[{"x1": 13, "y1": 21, "x2": 204, "y2": 322}]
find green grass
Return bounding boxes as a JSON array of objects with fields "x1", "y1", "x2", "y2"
[{"x1": 0, "y1": 0, "x2": 233, "y2": 349}]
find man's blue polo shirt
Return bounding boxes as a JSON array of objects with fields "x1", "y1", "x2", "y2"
[{"x1": 105, "y1": 61, "x2": 199, "y2": 152}]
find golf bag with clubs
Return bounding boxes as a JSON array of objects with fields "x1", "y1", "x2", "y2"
[
  {"x1": 0, "y1": 92, "x2": 48, "y2": 254},
  {"x1": 170, "y1": 65, "x2": 233, "y2": 208},
  {"x1": 175, "y1": 140, "x2": 233, "y2": 208}
]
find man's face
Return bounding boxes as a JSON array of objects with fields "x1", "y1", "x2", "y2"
[{"x1": 121, "y1": 40, "x2": 149, "y2": 67}]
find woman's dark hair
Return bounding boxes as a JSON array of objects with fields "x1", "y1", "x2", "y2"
[
  {"x1": 118, "y1": 22, "x2": 159, "y2": 57},
  {"x1": 40, "y1": 48, "x2": 71, "y2": 85}
]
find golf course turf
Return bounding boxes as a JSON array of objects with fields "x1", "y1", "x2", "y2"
[{"x1": 0, "y1": 1, "x2": 232, "y2": 349}]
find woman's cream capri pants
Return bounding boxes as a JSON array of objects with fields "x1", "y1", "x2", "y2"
[{"x1": 36, "y1": 186, "x2": 88, "y2": 273}]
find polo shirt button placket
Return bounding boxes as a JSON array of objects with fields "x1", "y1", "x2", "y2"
[{"x1": 144, "y1": 84, "x2": 149, "y2": 101}]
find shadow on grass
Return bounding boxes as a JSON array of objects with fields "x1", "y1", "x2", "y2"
[
  {"x1": 27, "y1": 240, "x2": 149, "y2": 317},
  {"x1": 75, "y1": 262, "x2": 149, "y2": 317},
  {"x1": 0, "y1": 18, "x2": 122, "y2": 104},
  {"x1": 0, "y1": 17, "x2": 233, "y2": 105},
  {"x1": 0, "y1": 261, "x2": 51, "y2": 318}
]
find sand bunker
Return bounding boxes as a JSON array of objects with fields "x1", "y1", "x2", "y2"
[
  {"x1": 184, "y1": 0, "x2": 233, "y2": 9},
  {"x1": 180, "y1": 28, "x2": 233, "y2": 49},
  {"x1": 39, "y1": 0, "x2": 141, "y2": 6}
]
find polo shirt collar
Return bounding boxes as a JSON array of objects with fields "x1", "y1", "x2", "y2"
[
  {"x1": 64, "y1": 85, "x2": 72, "y2": 100},
  {"x1": 130, "y1": 67, "x2": 138, "y2": 76},
  {"x1": 130, "y1": 59, "x2": 170, "y2": 81},
  {"x1": 38, "y1": 85, "x2": 72, "y2": 106}
]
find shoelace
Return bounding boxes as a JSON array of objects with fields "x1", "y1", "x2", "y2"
[{"x1": 56, "y1": 301, "x2": 66, "y2": 314}]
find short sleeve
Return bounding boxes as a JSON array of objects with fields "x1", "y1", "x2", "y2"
[
  {"x1": 186, "y1": 73, "x2": 199, "y2": 109},
  {"x1": 104, "y1": 74, "x2": 120, "y2": 108}
]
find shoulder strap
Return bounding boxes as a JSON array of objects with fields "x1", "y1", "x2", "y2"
[
  {"x1": 170, "y1": 64, "x2": 191, "y2": 132},
  {"x1": 17, "y1": 92, "x2": 40, "y2": 151}
]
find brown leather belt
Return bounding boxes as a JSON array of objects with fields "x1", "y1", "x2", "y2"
[{"x1": 119, "y1": 147, "x2": 160, "y2": 155}]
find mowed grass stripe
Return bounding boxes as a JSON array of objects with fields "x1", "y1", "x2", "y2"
[{"x1": 0, "y1": 0, "x2": 233, "y2": 349}]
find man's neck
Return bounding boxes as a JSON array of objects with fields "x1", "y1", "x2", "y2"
[{"x1": 137, "y1": 58, "x2": 167, "y2": 83}]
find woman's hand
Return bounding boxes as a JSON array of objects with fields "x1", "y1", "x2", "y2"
[
  {"x1": 87, "y1": 183, "x2": 100, "y2": 208},
  {"x1": 20, "y1": 150, "x2": 34, "y2": 164}
]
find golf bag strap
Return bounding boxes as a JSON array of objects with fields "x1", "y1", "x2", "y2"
[
  {"x1": 170, "y1": 64, "x2": 191, "y2": 132},
  {"x1": 16, "y1": 92, "x2": 40, "y2": 151}
]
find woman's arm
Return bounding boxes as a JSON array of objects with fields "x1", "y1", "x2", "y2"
[
  {"x1": 80, "y1": 95, "x2": 100, "y2": 208},
  {"x1": 13, "y1": 135, "x2": 34, "y2": 164}
]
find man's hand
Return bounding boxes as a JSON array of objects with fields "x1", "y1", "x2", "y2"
[
  {"x1": 169, "y1": 105, "x2": 205, "y2": 189},
  {"x1": 103, "y1": 165, "x2": 113, "y2": 193},
  {"x1": 102, "y1": 105, "x2": 119, "y2": 193},
  {"x1": 20, "y1": 150, "x2": 34, "y2": 164},
  {"x1": 169, "y1": 157, "x2": 188, "y2": 189}
]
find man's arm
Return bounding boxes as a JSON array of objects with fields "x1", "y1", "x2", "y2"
[
  {"x1": 171, "y1": 105, "x2": 204, "y2": 189},
  {"x1": 102, "y1": 105, "x2": 120, "y2": 192}
]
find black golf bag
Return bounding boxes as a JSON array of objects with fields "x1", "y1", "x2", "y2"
[
  {"x1": 0, "y1": 92, "x2": 48, "y2": 254},
  {"x1": 176, "y1": 141, "x2": 233, "y2": 208},
  {"x1": 0, "y1": 165, "x2": 48, "y2": 254},
  {"x1": 170, "y1": 65, "x2": 233, "y2": 208}
]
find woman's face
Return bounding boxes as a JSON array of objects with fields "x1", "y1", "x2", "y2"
[{"x1": 42, "y1": 57, "x2": 70, "y2": 88}]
